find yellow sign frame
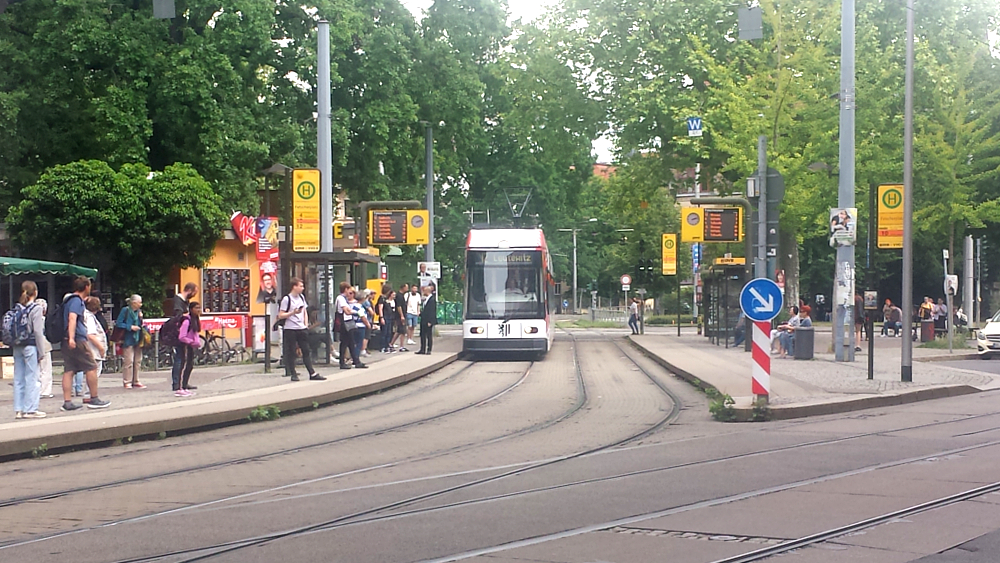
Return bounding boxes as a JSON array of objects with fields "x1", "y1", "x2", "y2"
[
  {"x1": 292, "y1": 169, "x2": 321, "y2": 252},
  {"x1": 662, "y1": 233, "x2": 677, "y2": 276},
  {"x1": 877, "y1": 183, "x2": 904, "y2": 249},
  {"x1": 680, "y1": 206, "x2": 743, "y2": 243},
  {"x1": 367, "y1": 209, "x2": 430, "y2": 246}
]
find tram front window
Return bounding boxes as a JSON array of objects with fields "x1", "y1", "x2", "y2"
[{"x1": 467, "y1": 251, "x2": 544, "y2": 320}]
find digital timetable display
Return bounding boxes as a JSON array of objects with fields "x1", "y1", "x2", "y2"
[
  {"x1": 703, "y1": 208, "x2": 740, "y2": 242},
  {"x1": 371, "y1": 211, "x2": 408, "y2": 244}
]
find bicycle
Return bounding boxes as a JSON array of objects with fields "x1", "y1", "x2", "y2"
[{"x1": 196, "y1": 332, "x2": 233, "y2": 365}]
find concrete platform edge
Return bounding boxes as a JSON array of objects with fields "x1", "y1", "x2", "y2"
[
  {"x1": 626, "y1": 336, "x2": 983, "y2": 422},
  {"x1": 0, "y1": 353, "x2": 459, "y2": 459}
]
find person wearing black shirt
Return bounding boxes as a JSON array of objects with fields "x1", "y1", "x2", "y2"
[{"x1": 416, "y1": 283, "x2": 437, "y2": 355}]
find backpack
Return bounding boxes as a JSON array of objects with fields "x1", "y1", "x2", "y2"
[
  {"x1": 159, "y1": 314, "x2": 183, "y2": 347},
  {"x1": 2, "y1": 303, "x2": 35, "y2": 346},
  {"x1": 45, "y1": 296, "x2": 80, "y2": 344}
]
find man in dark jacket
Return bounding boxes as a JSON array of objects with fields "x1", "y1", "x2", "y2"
[{"x1": 416, "y1": 282, "x2": 437, "y2": 355}]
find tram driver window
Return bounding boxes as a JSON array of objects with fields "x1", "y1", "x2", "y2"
[{"x1": 467, "y1": 251, "x2": 544, "y2": 320}]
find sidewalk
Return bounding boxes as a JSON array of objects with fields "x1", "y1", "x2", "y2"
[
  {"x1": 0, "y1": 336, "x2": 460, "y2": 458},
  {"x1": 629, "y1": 330, "x2": 1000, "y2": 420}
]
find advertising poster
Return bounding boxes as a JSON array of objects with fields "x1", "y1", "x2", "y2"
[
  {"x1": 829, "y1": 208, "x2": 857, "y2": 247},
  {"x1": 256, "y1": 217, "x2": 279, "y2": 262}
]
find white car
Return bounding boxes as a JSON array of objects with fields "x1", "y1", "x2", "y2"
[{"x1": 976, "y1": 310, "x2": 1000, "y2": 358}]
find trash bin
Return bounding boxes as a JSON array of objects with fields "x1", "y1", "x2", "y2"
[
  {"x1": 794, "y1": 326, "x2": 815, "y2": 360},
  {"x1": 920, "y1": 320, "x2": 935, "y2": 342}
]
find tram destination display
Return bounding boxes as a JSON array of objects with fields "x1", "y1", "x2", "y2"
[
  {"x1": 704, "y1": 208, "x2": 740, "y2": 242},
  {"x1": 367, "y1": 209, "x2": 431, "y2": 245}
]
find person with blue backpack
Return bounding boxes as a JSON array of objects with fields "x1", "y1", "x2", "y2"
[{"x1": 5, "y1": 280, "x2": 50, "y2": 420}]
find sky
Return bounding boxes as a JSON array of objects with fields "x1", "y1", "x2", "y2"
[{"x1": 400, "y1": 0, "x2": 616, "y2": 163}]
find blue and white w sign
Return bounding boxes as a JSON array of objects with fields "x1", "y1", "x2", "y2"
[{"x1": 687, "y1": 117, "x2": 703, "y2": 137}]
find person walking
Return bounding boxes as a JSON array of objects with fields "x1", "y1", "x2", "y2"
[
  {"x1": 404, "y1": 284, "x2": 421, "y2": 346},
  {"x1": 35, "y1": 298, "x2": 54, "y2": 399},
  {"x1": 336, "y1": 282, "x2": 366, "y2": 369},
  {"x1": 628, "y1": 297, "x2": 640, "y2": 335},
  {"x1": 11, "y1": 281, "x2": 49, "y2": 419},
  {"x1": 394, "y1": 283, "x2": 409, "y2": 351},
  {"x1": 174, "y1": 301, "x2": 203, "y2": 396},
  {"x1": 279, "y1": 277, "x2": 325, "y2": 382},
  {"x1": 416, "y1": 282, "x2": 437, "y2": 355},
  {"x1": 116, "y1": 294, "x2": 147, "y2": 389},
  {"x1": 854, "y1": 292, "x2": 865, "y2": 352},
  {"x1": 60, "y1": 276, "x2": 109, "y2": 411}
]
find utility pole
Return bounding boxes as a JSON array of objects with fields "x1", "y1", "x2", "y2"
[
  {"x1": 424, "y1": 123, "x2": 434, "y2": 262},
  {"x1": 901, "y1": 0, "x2": 915, "y2": 382},
  {"x1": 834, "y1": 0, "x2": 857, "y2": 362},
  {"x1": 318, "y1": 21, "x2": 333, "y2": 254},
  {"x1": 558, "y1": 228, "x2": 579, "y2": 313},
  {"x1": 756, "y1": 136, "x2": 768, "y2": 279},
  {"x1": 965, "y1": 235, "x2": 974, "y2": 328}
]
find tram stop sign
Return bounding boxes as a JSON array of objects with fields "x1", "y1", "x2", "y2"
[{"x1": 740, "y1": 278, "x2": 783, "y2": 322}]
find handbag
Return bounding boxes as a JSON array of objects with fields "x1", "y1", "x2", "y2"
[
  {"x1": 110, "y1": 327, "x2": 126, "y2": 343},
  {"x1": 344, "y1": 318, "x2": 358, "y2": 331},
  {"x1": 140, "y1": 328, "x2": 151, "y2": 347}
]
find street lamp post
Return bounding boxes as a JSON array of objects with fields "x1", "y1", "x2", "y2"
[{"x1": 557, "y1": 228, "x2": 580, "y2": 313}]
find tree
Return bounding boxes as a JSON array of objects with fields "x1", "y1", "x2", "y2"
[{"x1": 7, "y1": 160, "x2": 227, "y2": 314}]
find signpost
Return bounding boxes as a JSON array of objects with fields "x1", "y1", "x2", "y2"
[
  {"x1": 292, "y1": 169, "x2": 321, "y2": 252},
  {"x1": 739, "y1": 278, "x2": 783, "y2": 404},
  {"x1": 661, "y1": 234, "x2": 677, "y2": 276},
  {"x1": 877, "y1": 184, "x2": 904, "y2": 249},
  {"x1": 687, "y1": 117, "x2": 703, "y2": 137},
  {"x1": 621, "y1": 274, "x2": 631, "y2": 304}
]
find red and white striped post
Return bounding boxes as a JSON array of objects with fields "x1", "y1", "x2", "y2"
[{"x1": 751, "y1": 321, "x2": 771, "y2": 401}]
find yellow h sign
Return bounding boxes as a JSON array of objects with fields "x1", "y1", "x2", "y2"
[
  {"x1": 292, "y1": 169, "x2": 321, "y2": 252},
  {"x1": 877, "y1": 184, "x2": 904, "y2": 249},
  {"x1": 662, "y1": 234, "x2": 677, "y2": 276}
]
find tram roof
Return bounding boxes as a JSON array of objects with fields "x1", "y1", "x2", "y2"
[{"x1": 466, "y1": 229, "x2": 547, "y2": 250}]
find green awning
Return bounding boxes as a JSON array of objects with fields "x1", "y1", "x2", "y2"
[{"x1": 0, "y1": 257, "x2": 98, "y2": 278}]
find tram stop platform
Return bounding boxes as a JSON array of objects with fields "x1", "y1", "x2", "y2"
[
  {"x1": 629, "y1": 327, "x2": 1000, "y2": 421},
  {"x1": 0, "y1": 334, "x2": 462, "y2": 459}
]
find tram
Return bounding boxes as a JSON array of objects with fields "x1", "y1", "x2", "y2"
[{"x1": 463, "y1": 229, "x2": 555, "y2": 356}]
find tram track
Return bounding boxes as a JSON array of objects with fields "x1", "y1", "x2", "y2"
[
  {"x1": 105, "y1": 331, "x2": 681, "y2": 563},
  {"x1": 0, "y1": 359, "x2": 524, "y2": 509}
]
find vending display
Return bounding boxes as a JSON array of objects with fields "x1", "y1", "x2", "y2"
[{"x1": 202, "y1": 269, "x2": 251, "y2": 313}]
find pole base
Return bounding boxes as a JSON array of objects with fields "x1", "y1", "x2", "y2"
[
  {"x1": 754, "y1": 394, "x2": 769, "y2": 406},
  {"x1": 901, "y1": 365, "x2": 912, "y2": 382}
]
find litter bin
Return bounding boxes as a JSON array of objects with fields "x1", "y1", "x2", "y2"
[
  {"x1": 920, "y1": 320, "x2": 935, "y2": 342},
  {"x1": 793, "y1": 326, "x2": 815, "y2": 360}
]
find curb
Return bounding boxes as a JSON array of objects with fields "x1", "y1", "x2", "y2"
[
  {"x1": 737, "y1": 385, "x2": 981, "y2": 421},
  {"x1": 625, "y1": 336, "x2": 720, "y2": 395},
  {"x1": 626, "y1": 336, "x2": 983, "y2": 422},
  {"x1": 915, "y1": 352, "x2": 980, "y2": 362},
  {"x1": 0, "y1": 353, "x2": 459, "y2": 459}
]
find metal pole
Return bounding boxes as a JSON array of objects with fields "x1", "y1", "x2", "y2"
[
  {"x1": 947, "y1": 292, "x2": 954, "y2": 353},
  {"x1": 425, "y1": 125, "x2": 434, "y2": 262},
  {"x1": 965, "y1": 235, "x2": 974, "y2": 329},
  {"x1": 976, "y1": 238, "x2": 982, "y2": 326},
  {"x1": 677, "y1": 277, "x2": 681, "y2": 337},
  {"x1": 264, "y1": 313, "x2": 271, "y2": 373},
  {"x1": 901, "y1": 0, "x2": 915, "y2": 381},
  {"x1": 317, "y1": 21, "x2": 333, "y2": 254},
  {"x1": 572, "y1": 229, "x2": 578, "y2": 313},
  {"x1": 835, "y1": 0, "x2": 857, "y2": 362},
  {"x1": 757, "y1": 136, "x2": 767, "y2": 279}
]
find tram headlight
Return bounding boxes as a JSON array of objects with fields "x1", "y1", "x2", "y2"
[
  {"x1": 469, "y1": 326, "x2": 484, "y2": 334},
  {"x1": 524, "y1": 326, "x2": 539, "y2": 334}
]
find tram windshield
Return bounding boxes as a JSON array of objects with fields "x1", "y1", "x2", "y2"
[{"x1": 466, "y1": 250, "x2": 544, "y2": 320}]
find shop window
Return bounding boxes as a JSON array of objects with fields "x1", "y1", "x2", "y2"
[{"x1": 202, "y1": 269, "x2": 251, "y2": 313}]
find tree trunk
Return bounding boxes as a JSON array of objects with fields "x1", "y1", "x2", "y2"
[{"x1": 779, "y1": 225, "x2": 799, "y2": 308}]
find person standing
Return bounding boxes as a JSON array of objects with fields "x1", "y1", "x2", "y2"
[
  {"x1": 377, "y1": 284, "x2": 394, "y2": 353},
  {"x1": 35, "y1": 298, "x2": 54, "y2": 399},
  {"x1": 933, "y1": 298, "x2": 948, "y2": 335},
  {"x1": 416, "y1": 282, "x2": 437, "y2": 355},
  {"x1": 61, "y1": 276, "x2": 109, "y2": 411},
  {"x1": 854, "y1": 292, "x2": 865, "y2": 352},
  {"x1": 394, "y1": 283, "x2": 409, "y2": 351},
  {"x1": 628, "y1": 298, "x2": 640, "y2": 335},
  {"x1": 170, "y1": 282, "x2": 197, "y2": 393},
  {"x1": 404, "y1": 284, "x2": 421, "y2": 347},
  {"x1": 360, "y1": 289, "x2": 375, "y2": 357},
  {"x1": 84, "y1": 297, "x2": 107, "y2": 384},
  {"x1": 174, "y1": 302, "x2": 203, "y2": 396},
  {"x1": 116, "y1": 294, "x2": 146, "y2": 389},
  {"x1": 350, "y1": 290, "x2": 372, "y2": 360},
  {"x1": 279, "y1": 278, "x2": 325, "y2": 382},
  {"x1": 335, "y1": 282, "x2": 366, "y2": 369},
  {"x1": 11, "y1": 281, "x2": 49, "y2": 419}
]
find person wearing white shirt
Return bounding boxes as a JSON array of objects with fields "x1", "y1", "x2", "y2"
[
  {"x1": 336, "y1": 281, "x2": 366, "y2": 369},
  {"x1": 405, "y1": 284, "x2": 421, "y2": 345},
  {"x1": 278, "y1": 277, "x2": 325, "y2": 382}
]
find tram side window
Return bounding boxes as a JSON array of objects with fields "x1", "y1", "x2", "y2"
[{"x1": 467, "y1": 251, "x2": 544, "y2": 320}]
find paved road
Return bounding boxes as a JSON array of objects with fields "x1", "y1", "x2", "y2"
[
  {"x1": 939, "y1": 358, "x2": 1000, "y2": 375},
  {"x1": 1, "y1": 330, "x2": 999, "y2": 563}
]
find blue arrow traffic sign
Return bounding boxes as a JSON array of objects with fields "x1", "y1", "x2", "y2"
[{"x1": 740, "y1": 278, "x2": 784, "y2": 322}]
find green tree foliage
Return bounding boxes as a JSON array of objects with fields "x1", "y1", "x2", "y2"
[{"x1": 7, "y1": 160, "x2": 227, "y2": 313}]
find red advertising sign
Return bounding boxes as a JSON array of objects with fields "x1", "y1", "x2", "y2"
[{"x1": 145, "y1": 314, "x2": 248, "y2": 333}]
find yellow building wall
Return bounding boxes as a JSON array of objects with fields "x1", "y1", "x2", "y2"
[{"x1": 176, "y1": 238, "x2": 268, "y2": 317}]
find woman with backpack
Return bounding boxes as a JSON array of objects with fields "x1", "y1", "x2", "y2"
[
  {"x1": 174, "y1": 301, "x2": 202, "y2": 397},
  {"x1": 115, "y1": 294, "x2": 146, "y2": 389},
  {"x1": 11, "y1": 281, "x2": 50, "y2": 420}
]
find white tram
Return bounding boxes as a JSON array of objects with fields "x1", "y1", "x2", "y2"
[{"x1": 463, "y1": 229, "x2": 555, "y2": 356}]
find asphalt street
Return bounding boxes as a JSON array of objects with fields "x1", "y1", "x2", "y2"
[{"x1": 1, "y1": 330, "x2": 999, "y2": 563}]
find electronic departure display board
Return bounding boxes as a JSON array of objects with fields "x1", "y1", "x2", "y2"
[
  {"x1": 703, "y1": 208, "x2": 741, "y2": 242},
  {"x1": 371, "y1": 211, "x2": 408, "y2": 244}
]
